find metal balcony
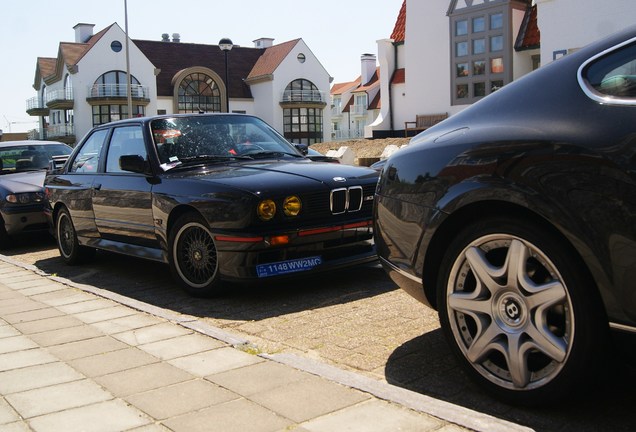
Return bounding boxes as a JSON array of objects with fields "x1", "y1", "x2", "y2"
[
  {"x1": 26, "y1": 97, "x2": 49, "y2": 116},
  {"x1": 86, "y1": 84, "x2": 150, "y2": 103},
  {"x1": 46, "y1": 88, "x2": 74, "y2": 109},
  {"x1": 281, "y1": 90, "x2": 326, "y2": 104},
  {"x1": 350, "y1": 104, "x2": 367, "y2": 117}
]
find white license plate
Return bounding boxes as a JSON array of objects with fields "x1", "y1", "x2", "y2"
[{"x1": 256, "y1": 256, "x2": 322, "y2": 278}]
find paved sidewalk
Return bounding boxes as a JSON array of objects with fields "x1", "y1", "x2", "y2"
[{"x1": 0, "y1": 256, "x2": 532, "y2": 432}]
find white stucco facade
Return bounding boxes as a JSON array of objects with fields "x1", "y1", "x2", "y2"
[{"x1": 537, "y1": 0, "x2": 636, "y2": 64}]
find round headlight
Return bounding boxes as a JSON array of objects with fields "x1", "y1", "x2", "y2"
[
  {"x1": 257, "y1": 199, "x2": 276, "y2": 221},
  {"x1": 283, "y1": 195, "x2": 301, "y2": 217}
]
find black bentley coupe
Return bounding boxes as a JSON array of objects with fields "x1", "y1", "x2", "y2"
[
  {"x1": 44, "y1": 114, "x2": 378, "y2": 296},
  {"x1": 374, "y1": 26, "x2": 636, "y2": 404}
]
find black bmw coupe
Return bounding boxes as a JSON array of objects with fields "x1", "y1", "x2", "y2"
[
  {"x1": 374, "y1": 26, "x2": 636, "y2": 404},
  {"x1": 44, "y1": 114, "x2": 377, "y2": 296}
]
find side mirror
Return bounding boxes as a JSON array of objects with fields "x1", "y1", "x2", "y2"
[
  {"x1": 119, "y1": 155, "x2": 147, "y2": 173},
  {"x1": 294, "y1": 143, "x2": 308, "y2": 155}
]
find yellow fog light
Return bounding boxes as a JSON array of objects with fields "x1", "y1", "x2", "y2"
[
  {"x1": 283, "y1": 195, "x2": 301, "y2": 217},
  {"x1": 257, "y1": 199, "x2": 276, "y2": 221}
]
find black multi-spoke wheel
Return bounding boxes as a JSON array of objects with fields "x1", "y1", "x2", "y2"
[
  {"x1": 56, "y1": 207, "x2": 95, "y2": 264},
  {"x1": 437, "y1": 217, "x2": 606, "y2": 404},
  {"x1": 169, "y1": 213, "x2": 221, "y2": 296}
]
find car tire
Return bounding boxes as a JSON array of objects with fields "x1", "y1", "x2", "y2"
[
  {"x1": 0, "y1": 220, "x2": 9, "y2": 250},
  {"x1": 56, "y1": 207, "x2": 96, "y2": 264},
  {"x1": 437, "y1": 216, "x2": 607, "y2": 405},
  {"x1": 169, "y1": 212, "x2": 222, "y2": 297}
]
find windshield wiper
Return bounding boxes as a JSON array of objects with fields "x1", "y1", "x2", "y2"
[
  {"x1": 178, "y1": 154, "x2": 253, "y2": 163},
  {"x1": 246, "y1": 151, "x2": 303, "y2": 159}
]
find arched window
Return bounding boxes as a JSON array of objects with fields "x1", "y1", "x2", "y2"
[
  {"x1": 90, "y1": 71, "x2": 145, "y2": 126},
  {"x1": 92, "y1": 71, "x2": 141, "y2": 97},
  {"x1": 64, "y1": 74, "x2": 72, "y2": 99},
  {"x1": 281, "y1": 79, "x2": 325, "y2": 144},
  {"x1": 177, "y1": 72, "x2": 222, "y2": 113}
]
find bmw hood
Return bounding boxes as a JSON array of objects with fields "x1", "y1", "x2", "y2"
[
  {"x1": 0, "y1": 171, "x2": 46, "y2": 194},
  {"x1": 172, "y1": 160, "x2": 378, "y2": 194}
]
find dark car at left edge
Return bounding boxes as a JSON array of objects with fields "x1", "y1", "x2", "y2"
[
  {"x1": 0, "y1": 140, "x2": 72, "y2": 248},
  {"x1": 44, "y1": 113, "x2": 378, "y2": 296}
]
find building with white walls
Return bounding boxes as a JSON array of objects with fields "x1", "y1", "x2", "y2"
[
  {"x1": 332, "y1": 0, "x2": 636, "y2": 139},
  {"x1": 26, "y1": 23, "x2": 331, "y2": 145}
]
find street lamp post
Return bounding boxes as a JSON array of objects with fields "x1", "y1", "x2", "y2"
[{"x1": 218, "y1": 38, "x2": 233, "y2": 113}]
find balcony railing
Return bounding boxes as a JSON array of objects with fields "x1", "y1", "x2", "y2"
[
  {"x1": 331, "y1": 129, "x2": 364, "y2": 140},
  {"x1": 46, "y1": 88, "x2": 74, "y2": 104},
  {"x1": 87, "y1": 84, "x2": 150, "y2": 99},
  {"x1": 350, "y1": 104, "x2": 367, "y2": 116},
  {"x1": 47, "y1": 124, "x2": 75, "y2": 138},
  {"x1": 281, "y1": 90, "x2": 326, "y2": 103},
  {"x1": 26, "y1": 97, "x2": 49, "y2": 116},
  {"x1": 331, "y1": 106, "x2": 342, "y2": 117}
]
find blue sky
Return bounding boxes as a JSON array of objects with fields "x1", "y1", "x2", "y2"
[{"x1": 1, "y1": 0, "x2": 402, "y2": 133}]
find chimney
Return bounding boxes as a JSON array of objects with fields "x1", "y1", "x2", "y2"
[
  {"x1": 161, "y1": 33, "x2": 170, "y2": 42},
  {"x1": 172, "y1": 33, "x2": 181, "y2": 43},
  {"x1": 360, "y1": 53, "x2": 377, "y2": 85},
  {"x1": 253, "y1": 38, "x2": 274, "y2": 48},
  {"x1": 73, "y1": 23, "x2": 95, "y2": 43}
]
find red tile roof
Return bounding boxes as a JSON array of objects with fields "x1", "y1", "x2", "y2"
[
  {"x1": 331, "y1": 78, "x2": 361, "y2": 95},
  {"x1": 391, "y1": 0, "x2": 406, "y2": 43},
  {"x1": 515, "y1": 5, "x2": 540, "y2": 51},
  {"x1": 247, "y1": 39, "x2": 301, "y2": 81}
]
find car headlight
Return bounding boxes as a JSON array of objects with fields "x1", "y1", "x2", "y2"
[
  {"x1": 283, "y1": 195, "x2": 301, "y2": 217},
  {"x1": 257, "y1": 199, "x2": 276, "y2": 221},
  {"x1": 5, "y1": 192, "x2": 44, "y2": 204}
]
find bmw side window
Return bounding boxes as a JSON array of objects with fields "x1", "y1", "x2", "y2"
[
  {"x1": 70, "y1": 129, "x2": 108, "y2": 173},
  {"x1": 585, "y1": 42, "x2": 636, "y2": 98},
  {"x1": 106, "y1": 126, "x2": 147, "y2": 173}
]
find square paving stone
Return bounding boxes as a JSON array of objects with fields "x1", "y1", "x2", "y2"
[
  {"x1": 28, "y1": 325, "x2": 104, "y2": 347},
  {"x1": 91, "y1": 314, "x2": 164, "y2": 335},
  {"x1": 27, "y1": 399, "x2": 151, "y2": 432},
  {"x1": 6, "y1": 379, "x2": 112, "y2": 418},
  {"x1": 113, "y1": 322, "x2": 192, "y2": 346},
  {"x1": 207, "y1": 360, "x2": 311, "y2": 396},
  {"x1": 125, "y1": 379, "x2": 238, "y2": 420},
  {"x1": 0, "y1": 336, "x2": 38, "y2": 355},
  {"x1": 0, "y1": 397, "x2": 20, "y2": 424},
  {"x1": 300, "y1": 399, "x2": 443, "y2": 431},
  {"x1": 13, "y1": 315, "x2": 84, "y2": 335},
  {"x1": 94, "y1": 362, "x2": 194, "y2": 397},
  {"x1": 248, "y1": 376, "x2": 370, "y2": 423},
  {"x1": 168, "y1": 347, "x2": 263, "y2": 377},
  {"x1": 55, "y1": 298, "x2": 119, "y2": 314},
  {"x1": 18, "y1": 284, "x2": 65, "y2": 297},
  {"x1": 2, "y1": 307, "x2": 65, "y2": 325},
  {"x1": 0, "y1": 349, "x2": 58, "y2": 372},
  {"x1": 46, "y1": 335, "x2": 129, "y2": 361},
  {"x1": 74, "y1": 306, "x2": 137, "y2": 324},
  {"x1": 0, "y1": 362, "x2": 84, "y2": 394},
  {"x1": 68, "y1": 347, "x2": 159, "y2": 377},
  {"x1": 162, "y1": 398, "x2": 291, "y2": 432},
  {"x1": 139, "y1": 333, "x2": 225, "y2": 360}
]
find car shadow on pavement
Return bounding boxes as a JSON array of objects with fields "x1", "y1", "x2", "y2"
[
  {"x1": 25, "y1": 248, "x2": 395, "y2": 322},
  {"x1": 385, "y1": 331, "x2": 636, "y2": 432}
]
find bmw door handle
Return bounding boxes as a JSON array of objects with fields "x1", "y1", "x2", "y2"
[{"x1": 92, "y1": 183, "x2": 102, "y2": 190}]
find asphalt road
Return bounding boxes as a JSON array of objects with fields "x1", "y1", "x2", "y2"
[{"x1": 4, "y1": 233, "x2": 636, "y2": 432}]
